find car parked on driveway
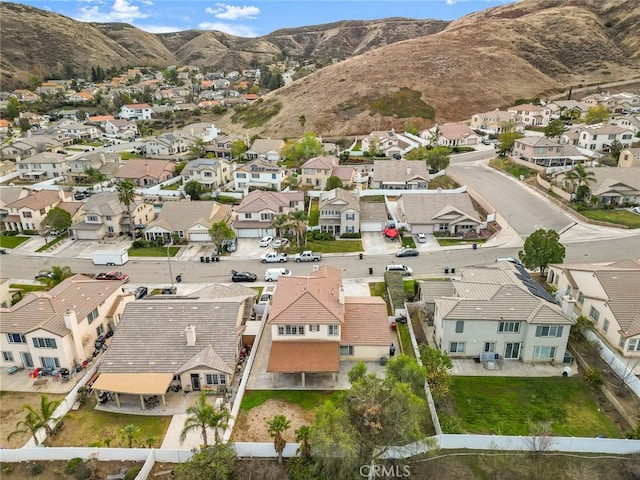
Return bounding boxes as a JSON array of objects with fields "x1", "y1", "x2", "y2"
[
  {"x1": 35, "y1": 271, "x2": 53, "y2": 279},
  {"x1": 272, "y1": 238, "x2": 289, "y2": 249},
  {"x1": 416, "y1": 233, "x2": 427, "y2": 243},
  {"x1": 632, "y1": 206, "x2": 640, "y2": 215},
  {"x1": 96, "y1": 271, "x2": 130, "y2": 282},
  {"x1": 385, "y1": 264, "x2": 413, "y2": 276},
  {"x1": 259, "y1": 235, "x2": 273, "y2": 247},
  {"x1": 396, "y1": 248, "x2": 419, "y2": 257},
  {"x1": 134, "y1": 286, "x2": 148, "y2": 299},
  {"x1": 231, "y1": 270, "x2": 257, "y2": 282}
]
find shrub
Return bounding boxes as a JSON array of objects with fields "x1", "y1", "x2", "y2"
[
  {"x1": 30, "y1": 463, "x2": 44, "y2": 476},
  {"x1": 583, "y1": 369, "x2": 604, "y2": 388},
  {"x1": 73, "y1": 463, "x2": 92, "y2": 480},
  {"x1": 66, "y1": 457, "x2": 83, "y2": 474},
  {"x1": 339, "y1": 232, "x2": 361, "y2": 239},
  {"x1": 384, "y1": 272, "x2": 407, "y2": 311},
  {"x1": 125, "y1": 466, "x2": 142, "y2": 480}
]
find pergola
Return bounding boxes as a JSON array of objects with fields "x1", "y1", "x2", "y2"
[
  {"x1": 91, "y1": 373, "x2": 173, "y2": 410},
  {"x1": 267, "y1": 341, "x2": 339, "y2": 387}
]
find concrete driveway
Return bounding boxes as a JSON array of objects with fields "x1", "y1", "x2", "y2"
[{"x1": 361, "y1": 232, "x2": 402, "y2": 255}]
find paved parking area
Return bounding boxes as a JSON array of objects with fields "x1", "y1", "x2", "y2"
[
  {"x1": 231, "y1": 237, "x2": 271, "y2": 260},
  {"x1": 361, "y1": 232, "x2": 402, "y2": 255}
]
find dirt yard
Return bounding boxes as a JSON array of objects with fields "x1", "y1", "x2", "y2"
[
  {"x1": 0, "y1": 391, "x2": 65, "y2": 448},
  {"x1": 0, "y1": 460, "x2": 142, "y2": 480},
  {"x1": 231, "y1": 399, "x2": 314, "y2": 443}
]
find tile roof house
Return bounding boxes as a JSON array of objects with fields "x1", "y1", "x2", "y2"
[
  {"x1": 513, "y1": 136, "x2": 588, "y2": 168},
  {"x1": 3, "y1": 189, "x2": 67, "y2": 232},
  {"x1": 93, "y1": 298, "x2": 243, "y2": 406},
  {"x1": 144, "y1": 200, "x2": 231, "y2": 243},
  {"x1": 547, "y1": 259, "x2": 640, "y2": 359},
  {"x1": 119, "y1": 103, "x2": 153, "y2": 120},
  {"x1": 506, "y1": 103, "x2": 552, "y2": 127},
  {"x1": 318, "y1": 188, "x2": 360, "y2": 237},
  {"x1": 0, "y1": 274, "x2": 131, "y2": 371},
  {"x1": 104, "y1": 119, "x2": 138, "y2": 139},
  {"x1": 233, "y1": 158, "x2": 287, "y2": 192},
  {"x1": 15, "y1": 152, "x2": 70, "y2": 180},
  {"x1": 301, "y1": 156, "x2": 355, "y2": 189},
  {"x1": 244, "y1": 138, "x2": 285, "y2": 162},
  {"x1": 204, "y1": 134, "x2": 246, "y2": 160},
  {"x1": 266, "y1": 266, "x2": 391, "y2": 387},
  {"x1": 424, "y1": 123, "x2": 482, "y2": 147},
  {"x1": 71, "y1": 192, "x2": 154, "y2": 240},
  {"x1": 618, "y1": 148, "x2": 640, "y2": 168},
  {"x1": 370, "y1": 160, "x2": 430, "y2": 190},
  {"x1": 143, "y1": 133, "x2": 188, "y2": 157},
  {"x1": 182, "y1": 158, "x2": 233, "y2": 189},
  {"x1": 469, "y1": 109, "x2": 524, "y2": 134},
  {"x1": 584, "y1": 167, "x2": 640, "y2": 206},
  {"x1": 397, "y1": 192, "x2": 482, "y2": 235},
  {"x1": 56, "y1": 121, "x2": 100, "y2": 140},
  {"x1": 576, "y1": 124, "x2": 634, "y2": 152},
  {"x1": 114, "y1": 159, "x2": 176, "y2": 187},
  {"x1": 232, "y1": 190, "x2": 304, "y2": 238},
  {"x1": 64, "y1": 151, "x2": 123, "y2": 185},
  {"x1": 431, "y1": 262, "x2": 574, "y2": 362},
  {"x1": 361, "y1": 130, "x2": 400, "y2": 156}
]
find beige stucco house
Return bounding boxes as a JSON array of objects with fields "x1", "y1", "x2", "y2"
[
  {"x1": 397, "y1": 192, "x2": 482, "y2": 235},
  {"x1": 232, "y1": 190, "x2": 304, "y2": 238},
  {"x1": 181, "y1": 158, "x2": 233, "y2": 189},
  {"x1": 618, "y1": 148, "x2": 640, "y2": 168},
  {"x1": 513, "y1": 136, "x2": 588, "y2": 168},
  {"x1": 144, "y1": 200, "x2": 231, "y2": 243},
  {"x1": 318, "y1": 188, "x2": 360, "y2": 237},
  {"x1": 3, "y1": 189, "x2": 68, "y2": 232},
  {"x1": 370, "y1": 160, "x2": 430, "y2": 190}
]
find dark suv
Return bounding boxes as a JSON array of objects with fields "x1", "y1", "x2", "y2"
[{"x1": 134, "y1": 286, "x2": 148, "y2": 299}]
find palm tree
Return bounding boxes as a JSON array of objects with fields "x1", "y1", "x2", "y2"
[
  {"x1": 116, "y1": 179, "x2": 137, "y2": 234},
  {"x1": 38, "y1": 265, "x2": 73, "y2": 287},
  {"x1": 295, "y1": 425, "x2": 311, "y2": 458},
  {"x1": 288, "y1": 210, "x2": 309, "y2": 248},
  {"x1": 23, "y1": 394, "x2": 62, "y2": 439},
  {"x1": 7, "y1": 411, "x2": 42, "y2": 446},
  {"x1": 119, "y1": 424, "x2": 141, "y2": 448},
  {"x1": 565, "y1": 164, "x2": 596, "y2": 202},
  {"x1": 180, "y1": 392, "x2": 232, "y2": 447},
  {"x1": 266, "y1": 414, "x2": 291, "y2": 464},
  {"x1": 270, "y1": 214, "x2": 289, "y2": 239}
]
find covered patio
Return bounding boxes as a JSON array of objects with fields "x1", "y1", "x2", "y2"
[
  {"x1": 91, "y1": 372, "x2": 173, "y2": 412},
  {"x1": 267, "y1": 341, "x2": 340, "y2": 387}
]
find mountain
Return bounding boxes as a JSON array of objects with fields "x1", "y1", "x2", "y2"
[{"x1": 213, "y1": 0, "x2": 640, "y2": 137}]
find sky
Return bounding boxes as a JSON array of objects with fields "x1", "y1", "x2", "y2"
[{"x1": 12, "y1": 0, "x2": 515, "y2": 36}]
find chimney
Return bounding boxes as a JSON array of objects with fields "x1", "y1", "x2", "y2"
[
  {"x1": 64, "y1": 309, "x2": 85, "y2": 360},
  {"x1": 338, "y1": 287, "x2": 344, "y2": 305},
  {"x1": 185, "y1": 325, "x2": 196, "y2": 346},
  {"x1": 406, "y1": 166, "x2": 411, "y2": 176}
]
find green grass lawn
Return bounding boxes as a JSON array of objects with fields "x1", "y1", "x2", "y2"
[
  {"x1": 577, "y1": 209, "x2": 640, "y2": 229},
  {"x1": 0, "y1": 235, "x2": 31, "y2": 248},
  {"x1": 9, "y1": 283, "x2": 48, "y2": 292},
  {"x1": 401, "y1": 236, "x2": 416, "y2": 248},
  {"x1": 490, "y1": 157, "x2": 537, "y2": 180},
  {"x1": 308, "y1": 199, "x2": 319, "y2": 226},
  {"x1": 449, "y1": 376, "x2": 620, "y2": 437},
  {"x1": 437, "y1": 238, "x2": 487, "y2": 247},
  {"x1": 162, "y1": 181, "x2": 183, "y2": 191},
  {"x1": 51, "y1": 398, "x2": 171, "y2": 448},
  {"x1": 304, "y1": 239, "x2": 363, "y2": 253},
  {"x1": 396, "y1": 323, "x2": 415, "y2": 358},
  {"x1": 240, "y1": 390, "x2": 339, "y2": 412},
  {"x1": 428, "y1": 175, "x2": 460, "y2": 190},
  {"x1": 128, "y1": 246, "x2": 180, "y2": 257},
  {"x1": 119, "y1": 151, "x2": 142, "y2": 160}
]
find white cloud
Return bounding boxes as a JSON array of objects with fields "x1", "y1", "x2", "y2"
[
  {"x1": 197, "y1": 21, "x2": 258, "y2": 37},
  {"x1": 205, "y1": 3, "x2": 259, "y2": 20},
  {"x1": 446, "y1": 0, "x2": 456, "y2": 5},
  {"x1": 75, "y1": 0, "x2": 149, "y2": 23},
  {"x1": 136, "y1": 24, "x2": 182, "y2": 33}
]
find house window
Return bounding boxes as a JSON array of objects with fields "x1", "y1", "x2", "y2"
[
  {"x1": 589, "y1": 306, "x2": 600, "y2": 322},
  {"x1": 602, "y1": 319, "x2": 609, "y2": 333},
  {"x1": 438, "y1": 223, "x2": 448, "y2": 231},
  {"x1": 3, "y1": 352, "x2": 14, "y2": 362},
  {"x1": 577, "y1": 292, "x2": 584, "y2": 304},
  {"x1": 328, "y1": 325, "x2": 339, "y2": 336},
  {"x1": 535, "y1": 325, "x2": 564, "y2": 337},
  {"x1": 346, "y1": 226, "x2": 354, "y2": 234},
  {"x1": 87, "y1": 308, "x2": 99, "y2": 324},
  {"x1": 204, "y1": 172, "x2": 212, "y2": 177},
  {"x1": 310, "y1": 325, "x2": 320, "y2": 332},
  {"x1": 346, "y1": 213, "x2": 355, "y2": 221},
  {"x1": 40, "y1": 357, "x2": 60, "y2": 369},
  {"x1": 108, "y1": 226, "x2": 114, "y2": 233},
  {"x1": 244, "y1": 213, "x2": 252, "y2": 219},
  {"x1": 628, "y1": 339, "x2": 640, "y2": 352},
  {"x1": 449, "y1": 342, "x2": 465, "y2": 353},
  {"x1": 455, "y1": 321, "x2": 464, "y2": 333},
  {"x1": 498, "y1": 321, "x2": 520, "y2": 333},
  {"x1": 22, "y1": 211, "x2": 32, "y2": 218},
  {"x1": 277, "y1": 325, "x2": 305, "y2": 336},
  {"x1": 261, "y1": 213, "x2": 274, "y2": 221},
  {"x1": 271, "y1": 174, "x2": 277, "y2": 179},
  {"x1": 205, "y1": 374, "x2": 219, "y2": 385},
  {"x1": 32, "y1": 337, "x2": 57, "y2": 349},
  {"x1": 96, "y1": 324, "x2": 105, "y2": 336},
  {"x1": 237, "y1": 173, "x2": 246, "y2": 178},
  {"x1": 106, "y1": 215, "x2": 112, "y2": 221},
  {"x1": 88, "y1": 215, "x2": 98, "y2": 222},
  {"x1": 533, "y1": 346, "x2": 556, "y2": 359},
  {"x1": 7, "y1": 333, "x2": 26, "y2": 344},
  {"x1": 340, "y1": 345, "x2": 354, "y2": 356},
  {"x1": 252, "y1": 173, "x2": 260, "y2": 179},
  {"x1": 619, "y1": 337, "x2": 626, "y2": 348}
]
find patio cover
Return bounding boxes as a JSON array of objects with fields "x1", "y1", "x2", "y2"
[
  {"x1": 267, "y1": 341, "x2": 339, "y2": 373},
  {"x1": 92, "y1": 372, "x2": 173, "y2": 395}
]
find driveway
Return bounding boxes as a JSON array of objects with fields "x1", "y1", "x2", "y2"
[
  {"x1": 232, "y1": 238, "x2": 269, "y2": 260},
  {"x1": 361, "y1": 232, "x2": 402, "y2": 255}
]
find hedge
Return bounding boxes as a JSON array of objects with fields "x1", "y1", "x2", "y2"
[{"x1": 384, "y1": 271, "x2": 407, "y2": 312}]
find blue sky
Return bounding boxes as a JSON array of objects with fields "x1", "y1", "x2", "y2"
[{"x1": 13, "y1": 0, "x2": 515, "y2": 36}]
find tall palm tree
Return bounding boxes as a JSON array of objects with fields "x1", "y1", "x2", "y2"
[
  {"x1": 565, "y1": 164, "x2": 596, "y2": 202},
  {"x1": 23, "y1": 394, "x2": 62, "y2": 438},
  {"x1": 270, "y1": 214, "x2": 289, "y2": 238},
  {"x1": 7, "y1": 411, "x2": 42, "y2": 446},
  {"x1": 116, "y1": 179, "x2": 137, "y2": 234},
  {"x1": 295, "y1": 425, "x2": 311, "y2": 458},
  {"x1": 288, "y1": 210, "x2": 309, "y2": 249},
  {"x1": 266, "y1": 414, "x2": 291, "y2": 464},
  {"x1": 38, "y1": 265, "x2": 73, "y2": 287},
  {"x1": 118, "y1": 424, "x2": 141, "y2": 448},
  {"x1": 180, "y1": 392, "x2": 232, "y2": 447}
]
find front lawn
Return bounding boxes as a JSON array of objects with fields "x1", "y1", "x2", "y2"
[
  {"x1": 119, "y1": 151, "x2": 142, "y2": 160},
  {"x1": 490, "y1": 157, "x2": 537, "y2": 180},
  {"x1": 240, "y1": 390, "x2": 338, "y2": 412},
  {"x1": 437, "y1": 238, "x2": 487, "y2": 247},
  {"x1": 36, "y1": 234, "x2": 68, "y2": 252},
  {"x1": 308, "y1": 199, "x2": 319, "y2": 226},
  {"x1": 577, "y1": 208, "x2": 640, "y2": 229},
  {"x1": 128, "y1": 246, "x2": 180, "y2": 257},
  {"x1": 0, "y1": 235, "x2": 30, "y2": 248},
  {"x1": 51, "y1": 398, "x2": 171, "y2": 448},
  {"x1": 401, "y1": 236, "x2": 416, "y2": 248},
  {"x1": 449, "y1": 376, "x2": 620, "y2": 437},
  {"x1": 304, "y1": 239, "x2": 363, "y2": 253}
]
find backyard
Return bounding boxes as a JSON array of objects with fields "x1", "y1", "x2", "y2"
[{"x1": 0, "y1": 391, "x2": 66, "y2": 448}]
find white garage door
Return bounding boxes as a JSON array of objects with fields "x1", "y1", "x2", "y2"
[
  {"x1": 361, "y1": 222, "x2": 384, "y2": 232},
  {"x1": 236, "y1": 229, "x2": 261, "y2": 238},
  {"x1": 411, "y1": 225, "x2": 433, "y2": 234},
  {"x1": 189, "y1": 232, "x2": 212, "y2": 242}
]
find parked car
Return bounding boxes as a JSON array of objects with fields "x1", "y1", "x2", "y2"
[
  {"x1": 396, "y1": 248, "x2": 419, "y2": 257},
  {"x1": 225, "y1": 238, "x2": 238, "y2": 252},
  {"x1": 632, "y1": 206, "x2": 640, "y2": 215},
  {"x1": 231, "y1": 270, "x2": 257, "y2": 282},
  {"x1": 35, "y1": 271, "x2": 53, "y2": 279},
  {"x1": 385, "y1": 264, "x2": 413, "y2": 276},
  {"x1": 95, "y1": 271, "x2": 130, "y2": 282},
  {"x1": 416, "y1": 233, "x2": 427, "y2": 243},
  {"x1": 272, "y1": 238, "x2": 289, "y2": 249},
  {"x1": 134, "y1": 286, "x2": 148, "y2": 299},
  {"x1": 0, "y1": 248, "x2": 6, "y2": 255},
  {"x1": 259, "y1": 235, "x2": 274, "y2": 247}
]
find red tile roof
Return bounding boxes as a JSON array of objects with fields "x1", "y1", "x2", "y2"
[
  {"x1": 342, "y1": 297, "x2": 392, "y2": 346},
  {"x1": 267, "y1": 341, "x2": 339, "y2": 372}
]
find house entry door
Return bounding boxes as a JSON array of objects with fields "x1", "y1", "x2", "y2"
[
  {"x1": 190, "y1": 373, "x2": 201, "y2": 391},
  {"x1": 504, "y1": 343, "x2": 521, "y2": 359},
  {"x1": 21, "y1": 352, "x2": 34, "y2": 368}
]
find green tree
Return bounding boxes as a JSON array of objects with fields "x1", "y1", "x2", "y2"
[
  {"x1": 565, "y1": 164, "x2": 596, "y2": 202},
  {"x1": 325, "y1": 176, "x2": 343, "y2": 191},
  {"x1": 189, "y1": 138, "x2": 207, "y2": 158},
  {"x1": 608, "y1": 139, "x2": 624, "y2": 162},
  {"x1": 571, "y1": 315, "x2": 596, "y2": 340},
  {"x1": 6, "y1": 97, "x2": 20, "y2": 119},
  {"x1": 425, "y1": 146, "x2": 451, "y2": 173},
  {"x1": 428, "y1": 126, "x2": 441, "y2": 148},
  {"x1": 83, "y1": 166, "x2": 107, "y2": 187},
  {"x1": 118, "y1": 424, "x2": 141, "y2": 448},
  {"x1": 172, "y1": 443, "x2": 236, "y2": 480},
  {"x1": 208, "y1": 221, "x2": 235, "y2": 255},
  {"x1": 266, "y1": 414, "x2": 291, "y2": 464},
  {"x1": 180, "y1": 392, "x2": 232, "y2": 447},
  {"x1": 497, "y1": 131, "x2": 523, "y2": 156},
  {"x1": 385, "y1": 354, "x2": 428, "y2": 396},
  {"x1": 175, "y1": 161, "x2": 187, "y2": 175},
  {"x1": 584, "y1": 105, "x2": 611, "y2": 124},
  {"x1": 518, "y1": 228, "x2": 565, "y2": 276},
  {"x1": 230, "y1": 139, "x2": 248, "y2": 160},
  {"x1": 288, "y1": 209, "x2": 309, "y2": 248},
  {"x1": 23, "y1": 394, "x2": 62, "y2": 439},
  {"x1": 405, "y1": 146, "x2": 428, "y2": 161},
  {"x1": 184, "y1": 180, "x2": 207, "y2": 201},
  {"x1": 298, "y1": 114, "x2": 306, "y2": 134},
  {"x1": 18, "y1": 117, "x2": 32, "y2": 133},
  {"x1": 419, "y1": 345, "x2": 453, "y2": 403},
  {"x1": 37, "y1": 265, "x2": 73, "y2": 287},
  {"x1": 270, "y1": 213, "x2": 290, "y2": 238},
  {"x1": 116, "y1": 179, "x2": 137, "y2": 234},
  {"x1": 295, "y1": 425, "x2": 311, "y2": 458},
  {"x1": 41, "y1": 207, "x2": 72, "y2": 236},
  {"x1": 544, "y1": 119, "x2": 566, "y2": 139},
  {"x1": 7, "y1": 411, "x2": 42, "y2": 446}
]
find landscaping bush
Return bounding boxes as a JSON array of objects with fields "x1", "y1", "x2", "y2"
[
  {"x1": 73, "y1": 463, "x2": 92, "y2": 480},
  {"x1": 30, "y1": 463, "x2": 44, "y2": 476},
  {"x1": 307, "y1": 231, "x2": 334, "y2": 241},
  {"x1": 132, "y1": 239, "x2": 148, "y2": 248},
  {"x1": 215, "y1": 195, "x2": 239, "y2": 205},
  {"x1": 583, "y1": 369, "x2": 604, "y2": 388},
  {"x1": 384, "y1": 272, "x2": 407, "y2": 312},
  {"x1": 22, "y1": 230, "x2": 38, "y2": 235},
  {"x1": 340, "y1": 232, "x2": 361, "y2": 239},
  {"x1": 66, "y1": 457, "x2": 83, "y2": 474},
  {"x1": 2, "y1": 231, "x2": 18, "y2": 236},
  {"x1": 125, "y1": 466, "x2": 142, "y2": 480}
]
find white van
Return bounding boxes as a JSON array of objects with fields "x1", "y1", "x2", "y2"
[
  {"x1": 385, "y1": 264, "x2": 413, "y2": 276},
  {"x1": 265, "y1": 267, "x2": 292, "y2": 282}
]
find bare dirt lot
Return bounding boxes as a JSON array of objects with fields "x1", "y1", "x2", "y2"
[
  {"x1": 0, "y1": 391, "x2": 65, "y2": 448},
  {"x1": 231, "y1": 399, "x2": 314, "y2": 443}
]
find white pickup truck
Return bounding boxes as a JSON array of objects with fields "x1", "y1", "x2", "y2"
[
  {"x1": 294, "y1": 250, "x2": 322, "y2": 262},
  {"x1": 260, "y1": 252, "x2": 288, "y2": 263}
]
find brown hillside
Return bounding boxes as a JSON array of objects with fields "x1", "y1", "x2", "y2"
[{"x1": 215, "y1": 0, "x2": 640, "y2": 138}]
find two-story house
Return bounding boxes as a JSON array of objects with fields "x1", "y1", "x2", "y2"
[
  {"x1": 114, "y1": 159, "x2": 176, "y2": 187},
  {"x1": 266, "y1": 266, "x2": 391, "y2": 387},
  {"x1": 64, "y1": 151, "x2": 123, "y2": 185},
  {"x1": 233, "y1": 159, "x2": 287, "y2": 192},
  {"x1": 506, "y1": 103, "x2": 552, "y2": 127},
  {"x1": 119, "y1": 103, "x2": 153, "y2": 120},
  {"x1": 424, "y1": 123, "x2": 482, "y2": 147},
  {"x1": 144, "y1": 200, "x2": 231, "y2": 243},
  {"x1": 0, "y1": 274, "x2": 131, "y2": 371},
  {"x1": 576, "y1": 124, "x2": 634, "y2": 152},
  {"x1": 430, "y1": 262, "x2": 573, "y2": 363},
  {"x1": 244, "y1": 138, "x2": 285, "y2": 162},
  {"x1": 181, "y1": 158, "x2": 233, "y2": 190},
  {"x1": 300, "y1": 156, "x2": 356, "y2": 189},
  {"x1": 318, "y1": 188, "x2": 360, "y2": 237},
  {"x1": 397, "y1": 192, "x2": 482, "y2": 235},
  {"x1": 232, "y1": 190, "x2": 304, "y2": 238},
  {"x1": 56, "y1": 121, "x2": 100, "y2": 140},
  {"x1": 469, "y1": 109, "x2": 523, "y2": 134},
  {"x1": 204, "y1": 134, "x2": 246, "y2": 160},
  {"x1": 104, "y1": 119, "x2": 138, "y2": 139},
  {"x1": 361, "y1": 130, "x2": 400, "y2": 156},
  {"x1": 618, "y1": 148, "x2": 640, "y2": 168},
  {"x1": 3, "y1": 189, "x2": 67, "y2": 232},
  {"x1": 547, "y1": 259, "x2": 640, "y2": 360},
  {"x1": 144, "y1": 134, "x2": 187, "y2": 157},
  {"x1": 15, "y1": 152, "x2": 69, "y2": 180},
  {"x1": 370, "y1": 160, "x2": 430, "y2": 190},
  {"x1": 512, "y1": 136, "x2": 588, "y2": 168},
  {"x1": 71, "y1": 192, "x2": 154, "y2": 240}
]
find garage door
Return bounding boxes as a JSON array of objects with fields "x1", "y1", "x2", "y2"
[
  {"x1": 189, "y1": 232, "x2": 212, "y2": 242},
  {"x1": 411, "y1": 225, "x2": 433, "y2": 234},
  {"x1": 361, "y1": 222, "x2": 383, "y2": 232},
  {"x1": 236, "y1": 229, "x2": 261, "y2": 238}
]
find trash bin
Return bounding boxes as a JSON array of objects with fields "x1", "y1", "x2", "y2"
[
  {"x1": 205, "y1": 257, "x2": 210, "y2": 263},
  {"x1": 200, "y1": 256, "x2": 205, "y2": 262},
  {"x1": 369, "y1": 267, "x2": 373, "y2": 275},
  {"x1": 451, "y1": 267, "x2": 456, "y2": 274},
  {"x1": 359, "y1": 253, "x2": 363, "y2": 260},
  {"x1": 444, "y1": 267, "x2": 449, "y2": 274},
  {"x1": 379, "y1": 356, "x2": 388, "y2": 366},
  {"x1": 213, "y1": 256, "x2": 220, "y2": 262},
  {"x1": 472, "y1": 243, "x2": 478, "y2": 250},
  {"x1": 176, "y1": 275, "x2": 182, "y2": 283}
]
